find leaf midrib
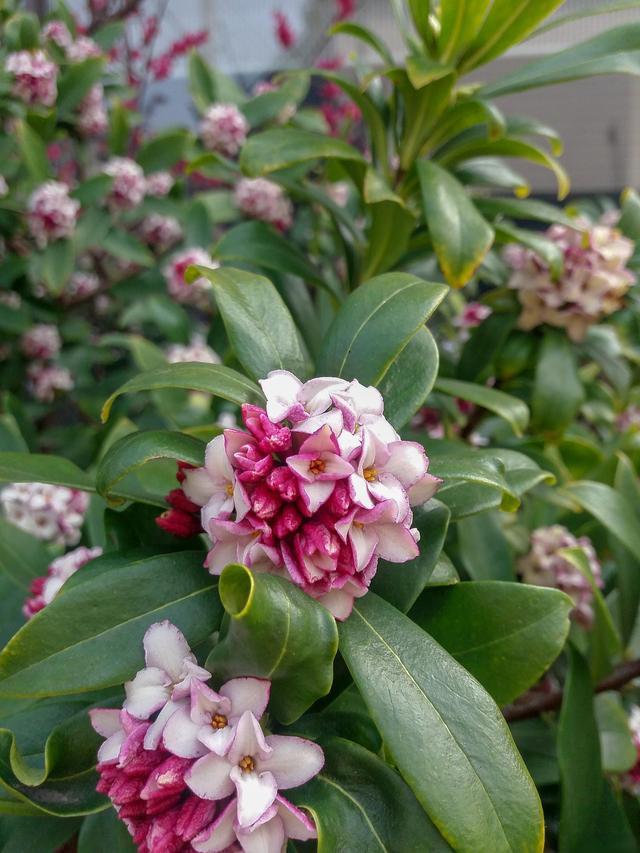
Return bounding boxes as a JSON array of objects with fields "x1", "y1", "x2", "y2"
[{"x1": 318, "y1": 773, "x2": 388, "y2": 852}]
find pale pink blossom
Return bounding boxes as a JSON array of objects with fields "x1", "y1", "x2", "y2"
[
  {"x1": 66, "y1": 36, "x2": 102, "y2": 62},
  {"x1": 183, "y1": 370, "x2": 440, "y2": 619},
  {"x1": 21, "y1": 323, "x2": 61, "y2": 359},
  {"x1": 77, "y1": 83, "x2": 107, "y2": 136},
  {"x1": 139, "y1": 214, "x2": 183, "y2": 252},
  {"x1": 28, "y1": 181, "x2": 80, "y2": 247},
  {"x1": 62, "y1": 271, "x2": 101, "y2": 303},
  {"x1": 519, "y1": 525, "x2": 603, "y2": 628},
  {"x1": 200, "y1": 104, "x2": 248, "y2": 157},
  {"x1": 103, "y1": 157, "x2": 146, "y2": 211},
  {"x1": 41, "y1": 20, "x2": 73, "y2": 49},
  {"x1": 455, "y1": 302, "x2": 492, "y2": 329},
  {"x1": 5, "y1": 50, "x2": 58, "y2": 107},
  {"x1": 145, "y1": 171, "x2": 174, "y2": 197},
  {"x1": 23, "y1": 545, "x2": 102, "y2": 617},
  {"x1": 621, "y1": 707, "x2": 640, "y2": 795},
  {"x1": 164, "y1": 248, "x2": 217, "y2": 309},
  {"x1": 234, "y1": 178, "x2": 293, "y2": 231},
  {"x1": 505, "y1": 217, "x2": 635, "y2": 341},
  {"x1": 0, "y1": 482, "x2": 88, "y2": 545},
  {"x1": 26, "y1": 362, "x2": 74, "y2": 402},
  {"x1": 165, "y1": 335, "x2": 220, "y2": 365}
]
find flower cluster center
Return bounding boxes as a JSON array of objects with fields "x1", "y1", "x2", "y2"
[
  {"x1": 309, "y1": 458, "x2": 326, "y2": 475},
  {"x1": 239, "y1": 754, "x2": 255, "y2": 772},
  {"x1": 363, "y1": 466, "x2": 377, "y2": 482},
  {"x1": 211, "y1": 713, "x2": 228, "y2": 729}
]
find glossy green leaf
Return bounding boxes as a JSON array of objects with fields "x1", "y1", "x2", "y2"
[
  {"x1": 0, "y1": 517, "x2": 50, "y2": 591},
  {"x1": 558, "y1": 645, "x2": 603, "y2": 852},
  {"x1": 377, "y1": 327, "x2": 439, "y2": 429},
  {"x1": 410, "y1": 581, "x2": 572, "y2": 706},
  {"x1": 458, "y1": 312, "x2": 517, "y2": 382},
  {"x1": 417, "y1": 161, "x2": 493, "y2": 288},
  {"x1": 207, "y1": 564, "x2": 338, "y2": 724},
  {"x1": 437, "y1": 0, "x2": 492, "y2": 63},
  {"x1": 0, "y1": 552, "x2": 221, "y2": 699},
  {"x1": 192, "y1": 266, "x2": 311, "y2": 381},
  {"x1": 455, "y1": 158, "x2": 530, "y2": 196},
  {"x1": 108, "y1": 99, "x2": 130, "y2": 155},
  {"x1": 456, "y1": 511, "x2": 514, "y2": 581},
  {"x1": 0, "y1": 452, "x2": 93, "y2": 491},
  {"x1": 16, "y1": 120, "x2": 49, "y2": 181},
  {"x1": 239, "y1": 128, "x2": 365, "y2": 178},
  {"x1": 318, "y1": 272, "x2": 447, "y2": 384},
  {"x1": 291, "y1": 737, "x2": 452, "y2": 852},
  {"x1": 372, "y1": 500, "x2": 450, "y2": 612},
  {"x1": 611, "y1": 454, "x2": 640, "y2": 644},
  {"x1": 40, "y1": 238, "x2": 75, "y2": 296},
  {"x1": 475, "y1": 196, "x2": 578, "y2": 228},
  {"x1": 595, "y1": 692, "x2": 637, "y2": 774},
  {"x1": 0, "y1": 815, "x2": 81, "y2": 849},
  {"x1": 339, "y1": 594, "x2": 544, "y2": 853},
  {"x1": 71, "y1": 174, "x2": 113, "y2": 206},
  {"x1": 103, "y1": 229, "x2": 154, "y2": 267},
  {"x1": 434, "y1": 377, "x2": 529, "y2": 435},
  {"x1": 421, "y1": 445, "x2": 520, "y2": 511},
  {"x1": 136, "y1": 130, "x2": 189, "y2": 174},
  {"x1": 562, "y1": 480, "x2": 640, "y2": 561},
  {"x1": 481, "y1": 22, "x2": 640, "y2": 97},
  {"x1": 362, "y1": 171, "x2": 415, "y2": 279},
  {"x1": 56, "y1": 57, "x2": 104, "y2": 114},
  {"x1": 532, "y1": 329, "x2": 584, "y2": 434},
  {"x1": 101, "y1": 363, "x2": 262, "y2": 422},
  {"x1": 327, "y1": 21, "x2": 394, "y2": 65},
  {"x1": 78, "y1": 808, "x2": 135, "y2": 851},
  {"x1": 188, "y1": 52, "x2": 244, "y2": 112},
  {"x1": 96, "y1": 430, "x2": 205, "y2": 503},
  {"x1": 242, "y1": 74, "x2": 309, "y2": 128},
  {"x1": 397, "y1": 71, "x2": 455, "y2": 169}
]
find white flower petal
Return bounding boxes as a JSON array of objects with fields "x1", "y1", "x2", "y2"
[
  {"x1": 89, "y1": 708, "x2": 121, "y2": 738},
  {"x1": 162, "y1": 707, "x2": 207, "y2": 758},
  {"x1": 259, "y1": 370, "x2": 303, "y2": 422},
  {"x1": 276, "y1": 795, "x2": 317, "y2": 840},
  {"x1": 261, "y1": 735, "x2": 324, "y2": 789},
  {"x1": 383, "y1": 441, "x2": 428, "y2": 488},
  {"x1": 143, "y1": 620, "x2": 193, "y2": 680},
  {"x1": 374, "y1": 523, "x2": 420, "y2": 563},
  {"x1": 236, "y1": 812, "x2": 285, "y2": 853},
  {"x1": 97, "y1": 730, "x2": 125, "y2": 764},
  {"x1": 408, "y1": 473, "x2": 442, "y2": 506},
  {"x1": 192, "y1": 798, "x2": 237, "y2": 852},
  {"x1": 198, "y1": 723, "x2": 236, "y2": 756},
  {"x1": 186, "y1": 752, "x2": 235, "y2": 801},
  {"x1": 228, "y1": 711, "x2": 272, "y2": 765},
  {"x1": 221, "y1": 677, "x2": 271, "y2": 720},
  {"x1": 124, "y1": 667, "x2": 171, "y2": 719},
  {"x1": 182, "y1": 467, "x2": 215, "y2": 506},
  {"x1": 143, "y1": 698, "x2": 185, "y2": 750},
  {"x1": 231, "y1": 766, "x2": 278, "y2": 828}
]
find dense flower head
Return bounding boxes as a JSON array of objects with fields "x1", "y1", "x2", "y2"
[
  {"x1": 181, "y1": 370, "x2": 440, "y2": 619},
  {"x1": 28, "y1": 181, "x2": 80, "y2": 247},
  {"x1": 164, "y1": 249, "x2": 217, "y2": 309},
  {"x1": 42, "y1": 20, "x2": 73, "y2": 49},
  {"x1": 62, "y1": 270, "x2": 101, "y2": 304},
  {"x1": 455, "y1": 302, "x2": 492, "y2": 329},
  {"x1": 26, "y1": 361, "x2": 74, "y2": 402},
  {"x1": 24, "y1": 545, "x2": 102, "y2": 618},
  {"x1": 234, "y1": 179, "x2": 293, "y2": 232},
  {"x1": 104, "y1": 157, "x2": 147, "y2": 211},
  {"x1": 166, "y1": 336, "x2": 220, "y2": 366},
  {"x1": 505, "y1": 218, "x2": 635, "y2": 341},
  {"x1": 157, "y1": 463, "x2": 203, "y2": 539},
  {"x1": 5, "y1": 50, "x2": 58, "y2": 107},
  {"x1": 140, "y1": 214, "x2": 183, "y2": 252},
  {"x1": 0, "y1": 482, "x2": 89, "y2": 545},
  {"x1": 200, "y1": 104, "x2": 248, "y2": 158},
  {"x1": 621, "y1": 707, "x2": 640, "y2": 795},
  {"x1": 78, "y1": 83, "x2": 107, "y2": 136},
  {"x1": 519, "y1": 525, "x2": 603, "y2": 628},
  {"x1": 21, "y1": 323, "x2": 61, "y2": 360},
  {"x1": 90, "y1": 621, "x2": 321, "y2": 852},
  {"x1": 66, "y1": 36, "x2": 102, "y2": 62},
  {"x1": 146, "y1": 171, "x2": 175, "y2": 197}
]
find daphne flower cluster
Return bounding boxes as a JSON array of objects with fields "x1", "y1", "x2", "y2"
[
  {"x1": 505, "y1": 219, "x2": 635, "y2": 341},
  {"x1": 62, "y1": 270, "x2": 101, "y2": 304},
  {"x1": 164, "y1": 249, "x2": 217, "y2": 309},
  {"x1": 140, "y1": 214, "x2": 183, "y2": 252},
  {"x1": 28, "y1": 181, "x2": 80, "y2": 247},
  {"x1": 157, "y1": 463, "x2": 203, "y2": 539},
  {"x1": 21, "y1": 323, "x2": 61, "y2": 360},
  {"x1": 146, "y1": 171, "x2": 175, "y2": 197},
  {"x1": 26, "y1": 362, "x2": 74, "y2": 402},
  {"x1": 0, "y1": 482, "x2": 89, "y2": 545},
  {"x1": 66, "y1": 36, "x2": 102, "y2": 62},
  {"x1": 252, "y1": 80, "x2": 296, "y2": 124},
  {"x1": 103, "y1": 157, "x2": 147, "y2": 211},
  {"x1": 621, "y1": 706, "x2": 640, "y2": 795},
  {"x1": 519, "y1": 525, "x2": 603, "y2": 628},
  {"x1": 166, "y1": 336, "x2": 220, "y2": 366},
  {"x1": 200, "y1": 104, "x2": 248, "y2": 158},
  {"x1": 5, "y1": 50, "x2": 58, "y2": 107},
  {"x1": 91, "y1": 621, "x2": 321, "y2": 852},
  {"x1": 182, "y1": 370, "x2": 440, "y2": 619},
  {"x1": 455, "y1": 302, "x2": 492, "y2": 329},
  {"x1": 42, "y1": 20, "x2": 73, "y2": 49},
  {"x1": 23, "y1": 545, "x2": 102, "y2": 618},
  {"x1": 78, "y1": 83, "x2": 107, "y2": 137},
  {"x1": 234, "y1": 179, "x2": 293, "y2": 231}
]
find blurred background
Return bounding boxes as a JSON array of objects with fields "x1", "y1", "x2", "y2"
[{"x1": 24, "y1": 0, "x2": 640, "y2": 194}]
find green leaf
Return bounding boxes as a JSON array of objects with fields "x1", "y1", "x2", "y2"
[
  {"x1": 417, "y1": 161, "x2": 494, "y2": 288},
  {"x1": 0, "y1": 815, "x2": 81, "y2": 850},
  {"x1": 437, "y1": 0, "x2": 492, "y2": 63},
  {"x1": 611, "y1": 454, "x2": 640, "y2": 644},
  {"x1": 406, "y1": 55, "x2": 455, "y2": 88},
  {"x1": 40, "y1": 238, "x2": 75, "y2": 296},
  {"x1": 239, "y1": 128, "x2": 365, "y2": 178},
  {"x1": 0, "y1": 452, "x2": 93, "y2": 491},
  {"x1": 458, "y1": 312, "x2": 517, "y2": 382},
  {"x1": 410, "y1": 581, "x2": 572, "y2": 706},
  {"x1": 456, "y1": 511, "x2": 514, "y2": 581},
  {"x1": 103, "y1": 230, "x2": 154, "y2": 267},
  {"x1": 16, "y1": 121, "x2": 50, "y2": 181},
  {"x1": 108, "y1": 99, "x2": 130, "y2": 156},
  {"x1": 460, "y1": 0, "x2": 565, "y2": 71},
  {"x1": 191, "y1": 266, "x2": 311, "y2": 381},
  {"x1": 214, "y1": 221, "x2": 328, "y2": 292},
  {"x1": 618, "y1": 187, "x2": 640, "y2": 241},
  {"x1": 475, "y1": 196, "x2": 579, "y2": 228},
  {"x1": 206, "y1": 564, "x2": 338, "y2": 724},
  {"x1": 101, "y1": 363, "x2": 262, "y2": 422},
  {"x1": 291, "y1": 737, "x2": 452, "y2": 852},
  {"x1": 372, "y1": 500, "x2": 450, "y2": 612},
  {"x1": 422, "y1": 444, "x2": 520, "y2": 512},
  {"x1": 71, "y1": 174, "x2": 113, "y2": 206},
  {"x1": 242, "y1": 73, "x2": 309, "y2": 128},
  {"x1": 434, "y1": 377, "x2": 529, "y2": 436},
  {"x1": 362, "y1": 171, "x2": 416, "y2": 279},
  {"x1": 339, "y1": 594, "x2": 544, "y2": 852},
  {"x1": 188, "y1": 51, "x2": 216, "y2": 112},
  {"x1": 96, "y1": 431, "x2": 205, "y2": 503},
  {"x1": 0, "y1": 517, "x2": 50, "y2": 591},
  {"x1": 481, "y1": 22, "x2": 640, "y2": 97},
  {"x1": 327, "y1": 21, "x2": 394, "y2": 65},
  {"x1": 558, "y1": 645, "x2": 603, "y2": 852},
  {"x1": 136, "y1": 130, "x2": 189, "y2": 174},
  {"x1": 184, "y1": 199, "x2": 212, "y2": 248},
  {"x1": 78, "y1": 808, "x2": 135, "y2": 852},
  {"x1": 532, "y1": 329, "x2": 584, "y2": 434},
  {"x1": 494, "y1": 222, "x2": 564, "y2": 277},
  {"x1": 317, "y1": 272, "x2": 447, "y2": 384},
  {"x1": 595, "y1": 692, "x2": 637, "y2": 774},
  {"x1": 377, "y1": 327, "x2": 439, "y2": 430},
  {"x1": 562, "y1": 480, "x2": 640, "y2": 561},
  {"x1": 56, "y1": 57, "x2": 104, "y2": 115},
  {"x1": 535, "y1": 1, "x2": 640, "y2": 36},
  {"x1": 0, "y1": 551, "x2": 221, "y2": 699}
]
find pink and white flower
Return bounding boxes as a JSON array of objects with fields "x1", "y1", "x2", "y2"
[
  {"x1": 5, "y1": 50, "x2": 58, "y2": 107},
  {"x1": 23, "y1": 545, "x2": 102, "y2": 617},
  {"x1": 519, "y1": 525, "x2": 603, "y2": 628},
  {"x1": 77, "y1": 83, "x2": 107, "y2": 136},
  {"x1": 21, "y1": 323, "x2": 61, "y2": 359},
  {"x1": 28, "y1": 182, "x2": 80, "y2": 247},
  {"x1": 455, "y1": 302, "x2": 492, "y2": 329},
  {"x1": 200, "y1": 104, "x2": 248, "y2": 158},
  {"x1": 42, "y1": 20, "x2": 73, "y2": 49},
  {"x1": 234, "y1": 178, "x2": 293, "y2": 231},
  {"x1": 164, "y1": 248, "x2": 217, "y2": 309},
  {"x1": 103, "y1": 157, "x2": 146, "y2": 211},
  {"x1": 182, "y1": 370, "x2": 440, "y2": 619},
  {"x1": 139, "y1": 214, "x2": 183, "y2": 252},
  {"x1": 91, "y1": 622, "x2": 320, "y2": 851},
  {"x1": 166, "y1": 335, "x2": 220, "y2": 365},
  {"x1": 0, "y1": 482, "x2": 89, "y2": 545},
  {"x1": 621, "y1": 706, "x2": 640, "y2": 795},
  {"x1": 66, "y1": 36, "x2": 102, "y2": 62},
  {"x1": 62, "y1": 270, "x2": 101, "y2": 304},
  {"x1": 26, "y1": 362, "x2": 74, "y2": 402},
  {"x1": 146, "y1": 171, "x2": 175, "y2": 197}
]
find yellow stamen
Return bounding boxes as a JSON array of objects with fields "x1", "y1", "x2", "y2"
[
  {"x1": 309, "y1": 458, "x2": 326, "y2": 475},
  {"x1": 211, "y1": 714, "x2": 228, "y2": 730},
  {"x1": 239, "y1": 755, "x2": 255, "y2": 772},
  {"x1": 363, "y1": 467, "x2": 377, "y2": 482}
]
